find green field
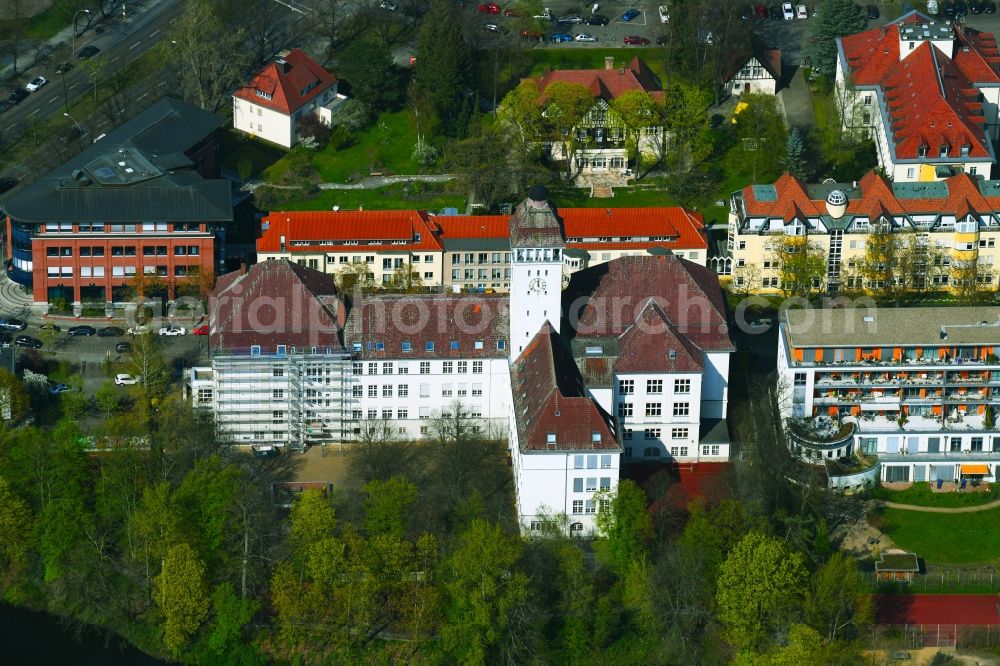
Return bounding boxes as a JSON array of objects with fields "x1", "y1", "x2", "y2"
[
  {"x1": 268, "y1": 184, "x2": 465, "y2": 213},
  {"x1": 530, "y1": 48, "x2": 669, "y2": 82},
  {"x1": 872, "y1": 483, "x2": 1000, "y2": 508},
  {"x1": 878, "y1": 506, "x2": 1000, "y2": 564}
]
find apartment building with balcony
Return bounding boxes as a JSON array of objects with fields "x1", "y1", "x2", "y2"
[
  {"x1": 723, "y1": 170, "x2": 1000, "y2": 293},
  {"x1": 258, "y1": 205, "x2": 707, "y2": 294},
  {"x1": 3, "y1": 98, "x2": 231, "y2": 310},
  {"x1": 777, "y1": 306, "x2": 1000, "y2": 485},
  {"x1": 836, "y1": 11, "x2": 1000, "y2": 182}
]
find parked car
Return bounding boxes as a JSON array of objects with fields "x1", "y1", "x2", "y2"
[
  {"x1": 658, "y1": 4, "x2": 669, "y2": 22},
  {"x1": 379, "y1": 0, "x2": 397, "y2": 9},
  {"x1": 575, "y1": 32, "x2": 598, "y2": 41},
  {"x1": 970, "y1": 0, "x2": 984, "y2": 12},
  {"x1": 550, "y1": 32, "x2": 573, "y2": 42},
  {"x1": 927, "y1": 0, "x2": 939, "y2": 12},
  {"x1": 782, "y1": 1, "x2": 794, "y2": 19},
  {"x1": 68, "y1": 325, "x2": 96, "y2": 336},
  {"x1": 740, "y1": 5, "x2": 753, "y2": 20},
  {"x1": 54, "y1": 62, "x2": 73, "y2": 74},
  {"x1": 15, "y1": 335, "x2": 42, "y2": 349},
  {"x1": 48, "y1": 383, "x2": 73, "y2": 395},
  {"x1": 38, "y1": 322, "x2": 61, "y2": 332},
  {"x1": 710, "y1": 113, "x2": 725, "y2": 128},
  {"x1": 98, "y1": 326, "x2": 124, "y2": 337},
  {"x1": 623, "y1": 35, "x2": 649, "y2": 45},
  {"x1": 7, "y1": 88, "x2": 28, "y2": 105},
  {"x1": 251, "y1": 444, "x2": 279, "y2": 458},
  {"x1": 985, "y1": 0, "x2": 996, "y2": 12},
  {"x1": 482, "y1": 22, "x2": 509, "y2": 32},
  {"x1": 770, "y1": 4, "x2": 783, "y2": 19},
  {"x1": 478, "y1": 1, "x2": 500, "y2": 13},
  {"x1": 755, "y1": 3, "x2": 767, "y2": 17},
  {"x1": 533, "y1": 7, "x2": 553, "y2": 19},
  {"x1": 0, "y1": 101, "x2": 8, "y2": 114},
  {"x1": 193, "y1": 325, "x2": 209, "y2": 336},
  {"x1": 158, "y1": 326, "x2": 186, "y2": 336},
  {"x1": 25, "y1": 76, "x2": 47, "y2": 92},
  {"x1": 796, "y1": 4, "x2": 808, "y2": 18},
  {"x1": 127, "y1": 325, "x2": 150, "y2": 335},
  {"x1": 955, "y1": 0, "x2": 968, "y2": 15},
  {"x1": 587, "y1": 14, "x2": 609, "y2": 24},
  {"x1": 655, "y1": 34, "x2": 667, "y2": 45},
  {"x1": 520, "y1": 30, "x2": 544, "y2": 40},
  {"x1": 0, "y1": 319, "x2": 27, "y2": 331},
  {"x1": 75, "y1": 45, "x2": 100, "y2": 59},
  {"x1": 866, "y1": 4, "x2": 879, "y2": 18},
  {"x1": 622, "y1": 7, "x2": 641, "y2": 20},
  {"x1": 558, "y1": 14, "x2": 584, "y2": 23},
  {"x1": 115, "y1": 342, "x2": 132, "y2": 353},
  {"x1": 0, "y1": 177, "x2": 18, "y2": 194},
  {"x1": 114, "y1": 373, "x2": 138, "y2": 386}
]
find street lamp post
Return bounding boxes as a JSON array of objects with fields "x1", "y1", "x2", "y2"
[
  {"x1": 64, "y1": 112, "x2": 84, "y2": 138},
  {"x1": 71, "y1": 9, "x2": 92, "y2": 59}
]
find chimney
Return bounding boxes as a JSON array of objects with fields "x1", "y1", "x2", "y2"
[
  {"x1": 275, "y1": 57, "x2": 291, "y2": 74},
  {"x1": 604, "y1": 56, "x2": 615, "y2": 70}
]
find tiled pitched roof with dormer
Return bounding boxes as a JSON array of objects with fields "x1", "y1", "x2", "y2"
[
  {"x1": 535, "y1": 56, "x2": 665, "y2": 103},
  {"x1": 510, "y1": 322, "x2": 619, "y2": 452},
  {"x1": 838, "y1": 12, "x2": 1000, "y2": 162},
  {"x1": 233, "y1": 49, "x2": 337, "y2": 116}
]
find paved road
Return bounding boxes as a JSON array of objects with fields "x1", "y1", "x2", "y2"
[
  {"x1": 878, "y1": 497, "x2": 1000, "y2": 513},
  {"x1": 316, "y1": 174, "x2": 459, "y2": 190}
]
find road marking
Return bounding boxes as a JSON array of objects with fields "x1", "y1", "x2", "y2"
[
  {"x1": 130, "y1": 41, "x2": 141, "y2": 50},
  {"x1": 110, "y1": 56, "x2": 119, "y2": 63},
  {"x1": 137, "y1": 92, "x2": 149, "y2": 101},
  {"x1": 69, "y1": 82, "x2": 80, "y2": 90},
  {"x1": 169, "y1": 17, "x2": 177, "y2": 23},
  {"x1": 98, "y1": 121, "x2": 108, "y2": 128},
  {"x1": 47, "y1": 97, "x2": 58, "y2": 104},
  {"x1": 272, "y1": 0, "x2": 308, "y2": 14},
  {"x1": 5, "y1": 125, "x2": 15, "y2": 131},
  {"x1": 158, "y1": 81, "x2": 167, "y2": 86},
  {"x1": 150, "y1": 29, "x2": 160, "y2": 37},
  {"x1": 28, "y1": 109, "x2": 38, "y2": 117}
]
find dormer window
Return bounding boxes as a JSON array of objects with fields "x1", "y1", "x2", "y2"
[
  {"x1": 592, "y1": 432, "x2": 602, "y2": 442},
  {"x1": 939, "y1": 144, "x2": 950, "y2": 157},
  {"x1": 961, "y1": 144, "x2": 971, "y2": 156},
  {"x1": 546, "y1": 433, "x2": 556, "y2": 443},
  {"x1": 255, "y1": 89, "x2": 272, "y2": 100},
  {"x1": 918, "y1": 145, "x2": 928, "y2": 157}
]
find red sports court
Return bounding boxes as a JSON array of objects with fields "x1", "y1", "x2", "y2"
[{"x1": 875, "y1": 595, "x2": 1000, "y2": 626}]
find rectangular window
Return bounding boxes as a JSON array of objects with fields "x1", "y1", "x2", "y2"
[
  {"x1": 458, "y1": 361, "x2": 468, "y2": 373},
  {"x1": 442, "y1": 383, "x2": 453, "y2": 397},
  {"x1": 585, "y1": 477, "x2": 597, "y2": 492},
  {"x1": 671, "y1": 427, "x2": 688, "y2": 439},
  {"x1": 573, "y1": 478, "x2": 583, "y2": 492},
  {"x1": 644, "y1": 429, "x2": 661, "y2": 440},
  {"x1": 397, "y1": 409, "x2": 408, "y2": 419},
  {"x1": 646, "y1": 379, "x2": 663, "y2": 394},
  {"x1": 585, "y1": 500, "x2": 597, "y2": 514},
  {"x1": 383, "y1": 385, "x2": 393, "y2": 398},
  {"x1": 673, "y1": 402, "x2": 690, "y2": 417},
  {"x1": 352, "y1": 385, "x2": 362, "y2": 397},
  {"x1": 674, "y1": 378, "x2": 691, "y2": 394},
  {"x1": 587, "y1": 455, "x2": 597, "y2": 469},
  {"x1": 618, "y1": 379, "x2": 634, "y2": 394},
  {"x1": 600, "y1": 454, "x2": 611, "y2": 468},
  {"x1": 645, "y1": 403, "x2": 662, "y2": 417},
  {"x1": 574, "y1": 455, "x2": 584, "y2": 469},
  {"x1": 382, "y1": 362, "x2": 393, "y2": 374},
  {"x1": 572, "y1": 500, "x2": 584, "y2": 514},
  {"x1": 472, "y1": 361, "x2": 483, "y2": 373},
  {"x1": 353, "y1": 362, "x2": 362, "y2": 375},
  {"x1": 420, "y1": 362, "x2": 430, "y2": 374},
  {"x1": 618, "y1": 402, "x2": 633, "y2": 418},
  {"x1": 443, "y1": 361, "x2": 453, "y2": 374},
  {"x1": 368, "y1": 362, "x2": 377, "y2": 375},
  {"x1": 398, "y1": 384, "x2": 408, "y2": 397},
  {"x1": 368, "y1": 385, "x2": 377, "y2": 398},
  {"x1": 420, "y1": 383, "x2": 430, "y2": 398},
  {"x1": 600, "y1": 477, "x2": 611, "y2": 490}
]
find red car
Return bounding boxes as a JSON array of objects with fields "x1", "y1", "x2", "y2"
[
  {"x1": 478, "y1": 2, "x2": 500, "y2": 13},
  {"x1": 520, "y1": 30, "x2": 544, "y2": 40},
  {"x1": 193, "y1": 325, "x2": 209, "y2": 335},
  {"x1": 623, "y1": 35, "x2": 650, "y2": 45}
]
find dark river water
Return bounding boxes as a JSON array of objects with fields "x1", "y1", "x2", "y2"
[{"x1": 0, "y1": 604, "x2": 171, "y2": 665}]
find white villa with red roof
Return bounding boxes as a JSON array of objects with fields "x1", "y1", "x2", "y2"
[
  {"x1": 534, "y1": 56, "x2": 665, "y2": 186},
  {"x1": 232, "y1": 48, "x2": 348, "y2": 148},
  {"x1": 190, "y1": 188, "x2": 734, "y2": 536},
  {"x1": 837, "y1": 11, "x2": 1000, "y2": 182}
]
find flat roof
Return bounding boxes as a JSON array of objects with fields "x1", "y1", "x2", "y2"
[
  {"x1": 876, "y1": 552, "x2": 920, "y2": 573},
  {"x1": 783, "y1": 307, "x2": 1000, "y2": 347}
]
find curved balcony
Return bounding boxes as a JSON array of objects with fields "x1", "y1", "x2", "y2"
[
  {"x1": 826, "y1": 453, "x2": 880, "y2": 491},
  {"x1": 786, "y1": 417, "x2": 856, "y2": 450}
]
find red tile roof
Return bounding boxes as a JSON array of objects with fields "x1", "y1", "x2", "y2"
[
  {"x1": 210, "y1": 259, "x2": 345, "y2": 353},
  {"x1": 568, "y1": 255, "x2": 734, "y2": 353},
  {"x1": 233, "y1": 49, "x2": 337, "y2": 116},
  {"x1": 614, "y1": 300, "x2": 705, "y2": 374},
  {"x1": 343, "y1": 294, "x2": 509, "y2": 359},
  {"x1": 738, "y1": 169, "x2": 1000, "y2": 219},
  {"x1": 561, "y1": 207, "x2": 707, "y2": 249},
  {"x1": 510, "y1": 322, "x2": 619, "y2": 452},
  {"x1": 258, "y1": 210, "x2": 444, "y2": 253},
  {"x1": 838, "y1": 20, "x2": 1000, "y2": 160},
  {"x1": 535, "y1": 56, "x2": 665, "y2": 103},
  {"x1": 436, "y1": 215, "x2": 510, "y2": 240}
]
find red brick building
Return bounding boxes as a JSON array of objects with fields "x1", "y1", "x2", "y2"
[{"x1": 3, "y1": 98, "x2": 232, "y2": 311}]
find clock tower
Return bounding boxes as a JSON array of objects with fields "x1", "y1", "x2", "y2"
[{"x1": 509, "y1": 185, "x2": 566, "y2": 358}]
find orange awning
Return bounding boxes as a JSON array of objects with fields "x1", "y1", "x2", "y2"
[{"x1": 960, "y1": 464, "x2": 990, "y2": 475}]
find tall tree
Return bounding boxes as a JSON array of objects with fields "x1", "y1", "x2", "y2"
[
  {"x1": 364, "y1": 475, "x2": 417, "y2": 539},
  {"x1": 0, "y1": 475, "x2": 32, "y2": 597},
  {"x1": 781, "y1": 128, "x2": 807, "y2": 179},
  {"x1": 807, "y1": 0, "x2": 869, "y2": 76},
  {"x1": 770, "y1": 235, "x2": 828, "y2": 297},
  {"x1": 804, "y1": 552, "x2": 872, "y2": 641},
  {"x1": 440, "y1": 519, "x2": 530, "y2": 665},
  {"x1": 496, "y1": 80, "x2": 544, "y2": 146},
  {"x1": 716, "y1": 532, "x2": 807, "y2": 650},
  {"x1": 446, "y1": 125, "x2": 546, "y2": 210},
  {"x1": 595, "y1": 479, "x2": 653, "y2": 574},
  {"x1": 663, "y1": 81, "x2": 713, "y2": 171},
  {"x1": 611, "y1": 89, "x2": 663, "y2": 171},
  {"x1": 542, "y1": 81, "x2": 595, "y2": 177},
  {"x1": 729, "y1": 93, "x2": 788, "y2": 181},
  {"x1": 337, "y1": 39, "x2": 403, "y2": 115},
  {"x1": 155, "y1": 542, "x2": 211, "y2": 652},
  {"x1": 414, "y1": 0, "x2": 473, "y2": 135}
]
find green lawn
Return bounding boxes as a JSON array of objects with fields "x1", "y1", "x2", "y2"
[
  {"x1": 872, "y1": 483, "x2": 1000, "y2": 508},
  {"x1": 23, "y1": 5, "x2": 70, "y2": 40},
  {"x1": 270, "y1": 183, "x2": 465, "y2": 213},
  {"x1": 219, "y1": 130, "x2": 286, "y2": 178},
  {"x1": 530, "y1": 48, "x2": 668, "y2": 82},
  {"x1": 878, "y1": 506, "x2": 1000, "y2": 564},
  {"x1": 264, "y1": 111, "x2": 423, "y2": 184}
]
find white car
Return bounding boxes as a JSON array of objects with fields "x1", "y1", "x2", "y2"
[
  {"x1": 114, "y1": 373, "x2": 138, "y2": 386},
  {"x1": 379, "y1": 0, "x2": 396, "y2": 9},
  {"x1": 782, "y1": 1, "x2": 794, "y2": 19},
  {"x1": 158, "y1": 326, "x2": 186, "y2": 336},
  {"x1": 25, "y1": 76, "x2": 47, "y2": 92},
  {"x1": 796, "y1": 4, "x2": 808, "y2": 19},
  {"x1": 533, "y1": 7, "x2": 552, "y2": 19},
  {"x1": 575, "y1": 33, "x2": 598, "y2": 42},
  {"x1": 658, "y1": 5, "x2": 669, "y2": 23}
]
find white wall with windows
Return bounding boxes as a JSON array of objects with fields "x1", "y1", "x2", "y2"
[{"x1": 614, "y1": 371, "x2": 703, "y2": 461}]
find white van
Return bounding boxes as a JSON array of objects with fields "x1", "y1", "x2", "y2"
[{"x1": 927, "y1": 0, "x2": 939, "y2": 14}]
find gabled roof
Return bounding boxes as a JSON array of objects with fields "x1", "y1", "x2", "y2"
[
  {"x1": 510, "y1": 322, "x2": 619, "y2": 452},
  {"x1": 342, "y1": 294, "x2": 508, "y2": 359},
  {"x1": 736, "y1": 169, "x2": 1000, "y2": 221},
  {"x1": 566, "y1": 255, "x2": 734, "y2": 353},
  {"x1": 210, "y1": 259, "x2": 345, "y2": 353},
  {"x1": 509, "y1": 189, "x2": 566, "y2": 248},
  {"x1": 838, "y1": 16, "x2": 1000, "y2": 162},
  {"x1": 614, "y1": 300, "x2": 705, "y2": 374},
  {"x1": 233, "y1": 49, "x2": 337, "y2": 116},
  {"x1": 4, "y1": 98, "x2": 231, "y2": 223},
  {"x1": 725, "y1": 35, "x2": 781, "y2": 83},
  {"x1": 258, "y1": 210, "x2": 444, "y2": 253},
  {"x1": 535, "y1": 56, "x2": 665, "y2": 103}
]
